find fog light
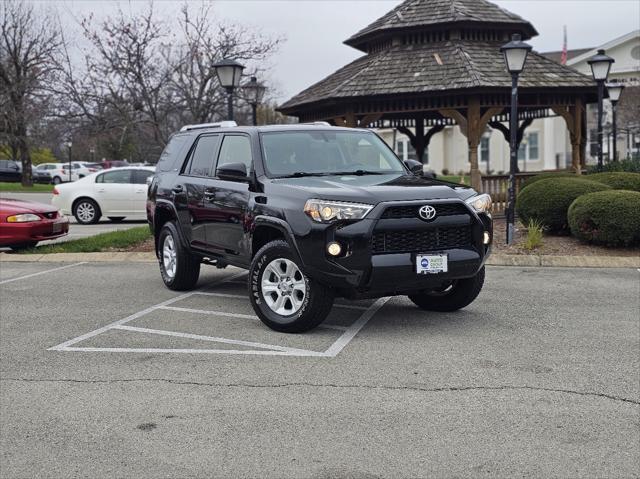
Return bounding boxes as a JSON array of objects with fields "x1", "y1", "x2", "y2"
[
  {"x1": 483, "y1": 231, "x2": 491, "y2": 245},
  {"x1": 327, "y1": 241, "x2": 342, "y2": 256}
]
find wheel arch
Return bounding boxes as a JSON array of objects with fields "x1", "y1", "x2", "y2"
[
  {"x1": 153, "y1": 200, "x2": 188, "y2": 256},
  {"x1": 72, "y1": 196, "x2": 102, "y2": 216},
  {"x1": 252, "y1": 216, "x2": 304, "y2": 265}
]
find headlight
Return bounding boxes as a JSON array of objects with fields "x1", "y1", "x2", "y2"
[
  {"x1": 304, "y1": 199, "x2": 374, "y2": 223},
  {"x1": 465, "y1": 194, "x2": 492, "y2": 214},
  {"x1": 6, "y1": 214, "x2": 42, "y2": 223}
]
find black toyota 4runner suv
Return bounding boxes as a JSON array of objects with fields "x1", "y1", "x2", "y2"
[{"x1": 148, "y1": 123, "x2": 492, "y2": 333}]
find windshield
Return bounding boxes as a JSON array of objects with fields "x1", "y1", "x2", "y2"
[{"x1": 260, "y1": 130, "x2": 405, "y2": 178}]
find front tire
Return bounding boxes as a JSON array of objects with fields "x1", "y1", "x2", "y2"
[
  {"x1": 408, "y1": 267, "x2": 485, "y2": 312},
  {"x1": 249, "y1": 240, "x2": 334, "y2": 333},
  {"x1": 52, "y1": 176, "x2": 62, "y2": 185},
  {"x1": 158, "y1": 221, "x2": 200, "y2": 291},
  {"x1": 73, "y1": 199, "x2": 101, "y2": 224},
  {"x1": 9, "y1": 241, "x2": 38, "y2": 251}
]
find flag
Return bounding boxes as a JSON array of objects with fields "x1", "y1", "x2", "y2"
[{"x1": 560, "y1": 26, "x2": 568, "y2": 65}]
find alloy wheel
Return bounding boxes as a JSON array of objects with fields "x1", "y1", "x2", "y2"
[{"x1": 261, "y1": 258, "x2": 306, "y2": 316}]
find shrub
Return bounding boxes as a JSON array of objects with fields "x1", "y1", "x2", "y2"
[
  {"x1": 587, "y1": 157, "x2": 640, "y2": 173},
  {"x1": 568, "y1": 190, "x2": 640, "y2": 246},
  {"x1": 521, "y1": 171, "x2": 578, "y2": 190},
  {"x1": 516, "y1": 177, "x2": 611, "y2": 233},
  {"x1": 584, "y1": 172, "x2": 640, "y2": 192},
  {"x1": 522, "y1": 219, "x2": 544, "y2": 250}
]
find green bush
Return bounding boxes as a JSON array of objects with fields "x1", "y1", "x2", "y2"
[
  {"x1": 516, "y1": 177, "x2": 611, "y2": 233},
  {"x1": 521, "y1": 171, "x2": 578, "y2": 190},
  {"x1": 584, "y1": 172, "x2": 640, "y2": 192},
  {"x1": 587, "y1": 157, "x2": 640, "y2": 173},
  {"x1": 568, "y1": 190, "x2": 640, "y2": 246}
]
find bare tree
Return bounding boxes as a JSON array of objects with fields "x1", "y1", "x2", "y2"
[{"x1": 0, "y1": 0, "x2": 62, "y2": 186}]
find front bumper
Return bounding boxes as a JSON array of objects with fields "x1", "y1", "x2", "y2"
[
  {"x1": 295, "y1": 199, "x2": 492, "y2": 298},
  {"x1": 0, "y1": 217, "x2": 69, "y2": 246}
]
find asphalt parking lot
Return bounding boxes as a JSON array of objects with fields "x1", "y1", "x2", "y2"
[{"x1": 0, "y1": 261, "x2": 638, "y2": 478}]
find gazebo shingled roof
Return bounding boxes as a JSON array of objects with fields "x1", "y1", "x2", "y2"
[{"x1": 278, "y1": 0, "x2": 596, "y2": 190}]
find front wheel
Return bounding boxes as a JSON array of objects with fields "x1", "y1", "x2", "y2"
[
  {"x1": 73, "y1": 199, "x2": 101, "y2": 224},
  {"x1": 249, "y1": 240, "x2": 334, "y2": 333},
  {"x1": 158, "y1": 221, "x2": 200, "y2": 291},
  {"x1": 52, "y1": 176, "x2": 62, "y2": 185},
  {"x1": 408, "y1": 267, "x2": 485, "y2": 312}
]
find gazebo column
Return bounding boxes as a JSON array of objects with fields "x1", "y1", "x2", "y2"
[
  {"x1": 440, "y1": 100, "x2": 502, "y2": 191},
  {"x1": 397, "y1": 117, "x2": 445, "y2": 164},
  {"x1": 552, "y1": 98, "x2": 584, "y2": 173}
]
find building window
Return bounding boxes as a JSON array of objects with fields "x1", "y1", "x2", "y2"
[
  {"x1": 518, "y1": 132, "x2": 540, "y2": 162},
  {"x1": 480, "y1": 136, "x2": 490, "y2": 163}
]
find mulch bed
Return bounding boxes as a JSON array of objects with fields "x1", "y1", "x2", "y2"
[{"x1": 492, "y1": 218, "x2": 640, "y2": 257}]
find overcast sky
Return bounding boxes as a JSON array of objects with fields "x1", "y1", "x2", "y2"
[{"x1": 49, "y1": 0, "x2": 640, "y2": 102}]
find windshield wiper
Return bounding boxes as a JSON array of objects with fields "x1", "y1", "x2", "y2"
[
  {"x1": 277, "y1": 172, "x2": 332, "y2": 178},
  {"x1": 331, "y1": 170, "x2": 386, "y2": 176}
]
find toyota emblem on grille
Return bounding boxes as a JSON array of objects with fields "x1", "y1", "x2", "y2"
[{"x1": 418, "y1": 205, "x2": 437, "y2": 221}]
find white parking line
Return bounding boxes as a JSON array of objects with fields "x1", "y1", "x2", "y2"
[
  {"x1": 194, "y1": 291, "x2": 370, "y2": 312},
  {"x1": 50, "y1": 269, "x2": 387, "y2": 357},
  {"x1": 0, "y1": 262, "x2": 86, "y2": 285}
]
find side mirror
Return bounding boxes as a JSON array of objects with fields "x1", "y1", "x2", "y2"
[
  {"x1": 216, "y1": 162, "x2": 248, "y2": 182},
  {"x1": 404, "y1": 159, "x2": 423, "y2": 176}
]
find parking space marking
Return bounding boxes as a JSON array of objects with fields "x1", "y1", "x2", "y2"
[
  {"x1": 194, "y1": 291, "x2": 370, "y2": 311},
  {"x1": 49, "y1": 269, "x2": 387, "y2": 357},
  {"x1": 0, "y1": 262, "x2": 86, "y2": 285}
]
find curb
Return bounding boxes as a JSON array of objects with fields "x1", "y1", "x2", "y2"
[{"x1": 1, "y1": 252, "x2": 638, "y2": 269}]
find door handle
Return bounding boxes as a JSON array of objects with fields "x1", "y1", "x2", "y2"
[
  {"x1": 97, "y1": 188, "x2": 105, "y2": 193},
  {"x1": 172, "y1": 185, "x2": 184, "y2": 193}
]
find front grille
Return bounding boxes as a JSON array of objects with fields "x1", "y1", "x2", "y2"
[
  {"x1": 372, "y1": 226, "x2": 473, "y2": 254},
  {"x1": 381, "y1": 203, "x2": 468, "y2": 219}
]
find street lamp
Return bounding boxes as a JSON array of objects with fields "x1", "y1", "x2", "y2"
[
  {"x1": 243, "y1": 76, "x2": 267, "y2": 126},
  {"x1": 606, "y1": 82, "x2": 624, "y2": 162},
  {"x1": 501, "y1": 33, "x2": 532, "y2": 245},
  {"x1": 212, "y1": 58, "x2": 245, "y2": 122},
  {"x1": 587, "y1": 49, "x2": 614, "y2": 170},
  {"x1": 65, "y1": 141, "x2": 73, "y2": 182}
]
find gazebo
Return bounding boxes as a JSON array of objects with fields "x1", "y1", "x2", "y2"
[{"x1": 278, "y1": 0, "x2": 597, "y2": 191}]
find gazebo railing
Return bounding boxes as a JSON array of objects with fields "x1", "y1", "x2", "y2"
[{"x1": 481, "y1": 172, "x2": 539, "y2": 217}]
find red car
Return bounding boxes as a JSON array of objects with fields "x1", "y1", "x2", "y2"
[{"x1": 0, "y1": 198, "x2": 69, "y2": 250}]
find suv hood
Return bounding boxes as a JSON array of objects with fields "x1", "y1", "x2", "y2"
[{"x1": 268, "y1": 173, "x2": 476, "y2": 203}]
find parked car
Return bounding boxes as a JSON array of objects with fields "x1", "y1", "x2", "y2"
[
  {"x1": 0, "y1": 159, "x2": 21, "y2": 182},
  {"x1": 147, "y1": 122, "x2": 493, "y2": 333},
  {"x1": 35, "y1": 163, "x2": 80, "y2": 184},
  {"x1": 0, "y1": 198, "x2": 69, "y2": 250},
  {"x1": 100, "y1": 160, "x2": 129, "y2": 169},
  {"x1": 60, "y1": 161, "x2": 102, "y2": 179},
  {"x1": 32, "y1": 167, "x2": 53, "y2": 184},
  {"x1": 52, "y1": 166, "x2": 155, "y2": 224}
]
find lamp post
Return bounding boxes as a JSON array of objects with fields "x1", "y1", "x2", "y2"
[
  {"x1": 501, "y1": 33, "x2": 532, "y2": 245},
  {"x1": 243, "y1": 76, "x2": 267, "y2": 126},
  {"x1": 606, "y1": 82, "x2": 624, "y2": 162},
  {"x1": 587, "y1": 49, "x2": 614, "y2": 170},
  {"x1": 212, "y1": 58, "x2": 245, "y2": 122},
  {"x1": 65, "y1": 141, "x2": 72, "y2": 182}
]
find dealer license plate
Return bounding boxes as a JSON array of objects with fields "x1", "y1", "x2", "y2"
[{"x1": 416, "y1": 254, "x2": 448, "y2": 274}]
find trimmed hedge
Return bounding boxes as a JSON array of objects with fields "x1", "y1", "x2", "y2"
[
  {"x1": 516, "y1": 177, "x2": 611, "y2": 233},
  {"x1": 521, "y1": 171, "x2": 578, "y2": 190},
  {"x1": 585, "y1": 172, "x2": 640, "y2": 192},
  {"x1": 568, "y1": 190, "x2": 640, "y2": 246}
]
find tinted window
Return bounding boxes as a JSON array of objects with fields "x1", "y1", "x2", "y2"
[
  {"x1": 187, "y1": 135, "x2": 221, "y2": 176},
  {"x1": 157, "y1": 134, "x2": 189, "y2": 173},
  {"x1": 96, "y1": 170, "x2": 132, "y2": 184},
  {"x1": 132, "y1": 169, "x2": 154, "y2": 184},
  {"x1": 217, "y1": 135, "x2": 252, "y2": 171},
  {"x1": 0, "y1": 160, "x2": 6, "y2": 168}
]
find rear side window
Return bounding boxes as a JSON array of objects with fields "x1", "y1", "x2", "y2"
[
  {"x1": 186, "y1": 135, "x2": 221, "y2": 177},
  {"x1": 132, "y1": 169, "x2": 154, "y2": 184},
  {"x1": 157, "y1": 134, "x2": 190, "y2": 173},
  {"x1": 96, "y1": 170, "x2": 132, "y2": 184},
  {"x1": 217, "y1": 135, "x2": 252, "y2": 172}
]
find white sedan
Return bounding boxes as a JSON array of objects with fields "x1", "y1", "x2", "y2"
[{"x1": 52, "y1": 166, "x2": 155, "y2": 224}]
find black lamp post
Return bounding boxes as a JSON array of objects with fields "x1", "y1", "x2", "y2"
[
  {"x1": 65, "y1": 140, "x2": 73, "y2": 182},
  {"x1": 587, "y1": 49, "x2": 614, "y2": 170},
  {"x1": 501, "y1": 33, "x2": 532, "y2": 245},
  {"x1": 212, "y1": 58, "x2": 245, "y2": 121},
  {"x1": 244, "y1": 76, "x2": 267, "y2": 126},
  {"x1": 606, "y1": 82, "x2": 624, "y2": 162}
]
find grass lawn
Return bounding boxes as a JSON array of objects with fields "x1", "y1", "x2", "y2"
[
  {"x1": 439, "y1": 175, "x2": 470, "y2": 185},
  {"x1": 21, "y1": 226, "x2": 152, "y2": 254},
  {"x1": 0, "y1": 182, "x2": 54, "y2": 193}
]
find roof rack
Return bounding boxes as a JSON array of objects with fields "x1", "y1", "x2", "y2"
[
  {"x1": 180, "y1": 121, "x2": 237, "y2": 132},
  {"x1": 298, "y1": 121, "x2": 332, "y2": 126}
]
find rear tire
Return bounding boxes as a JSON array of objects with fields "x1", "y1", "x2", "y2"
[
  {"x1": 408, "y1": 267, "x2": 485, "y2": 312},
  {"x1": 108, "y1": 217, "x2": 125, "y2": 222},
  {"x1": 249, "y1": 240, "x2": 334, "y2": 333},
  {"x1": 158, "y1": 221, "x2": 200, "y2": 291},
  {"x1": 73, "y1": 199, "x2": 101, "y2": 224},
  {"x1": 9, "y1": 241, "x2": 38, "y2": 251},
  {"x1": 52, "y1": 176, "x2": 62, "y2": 185}
]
